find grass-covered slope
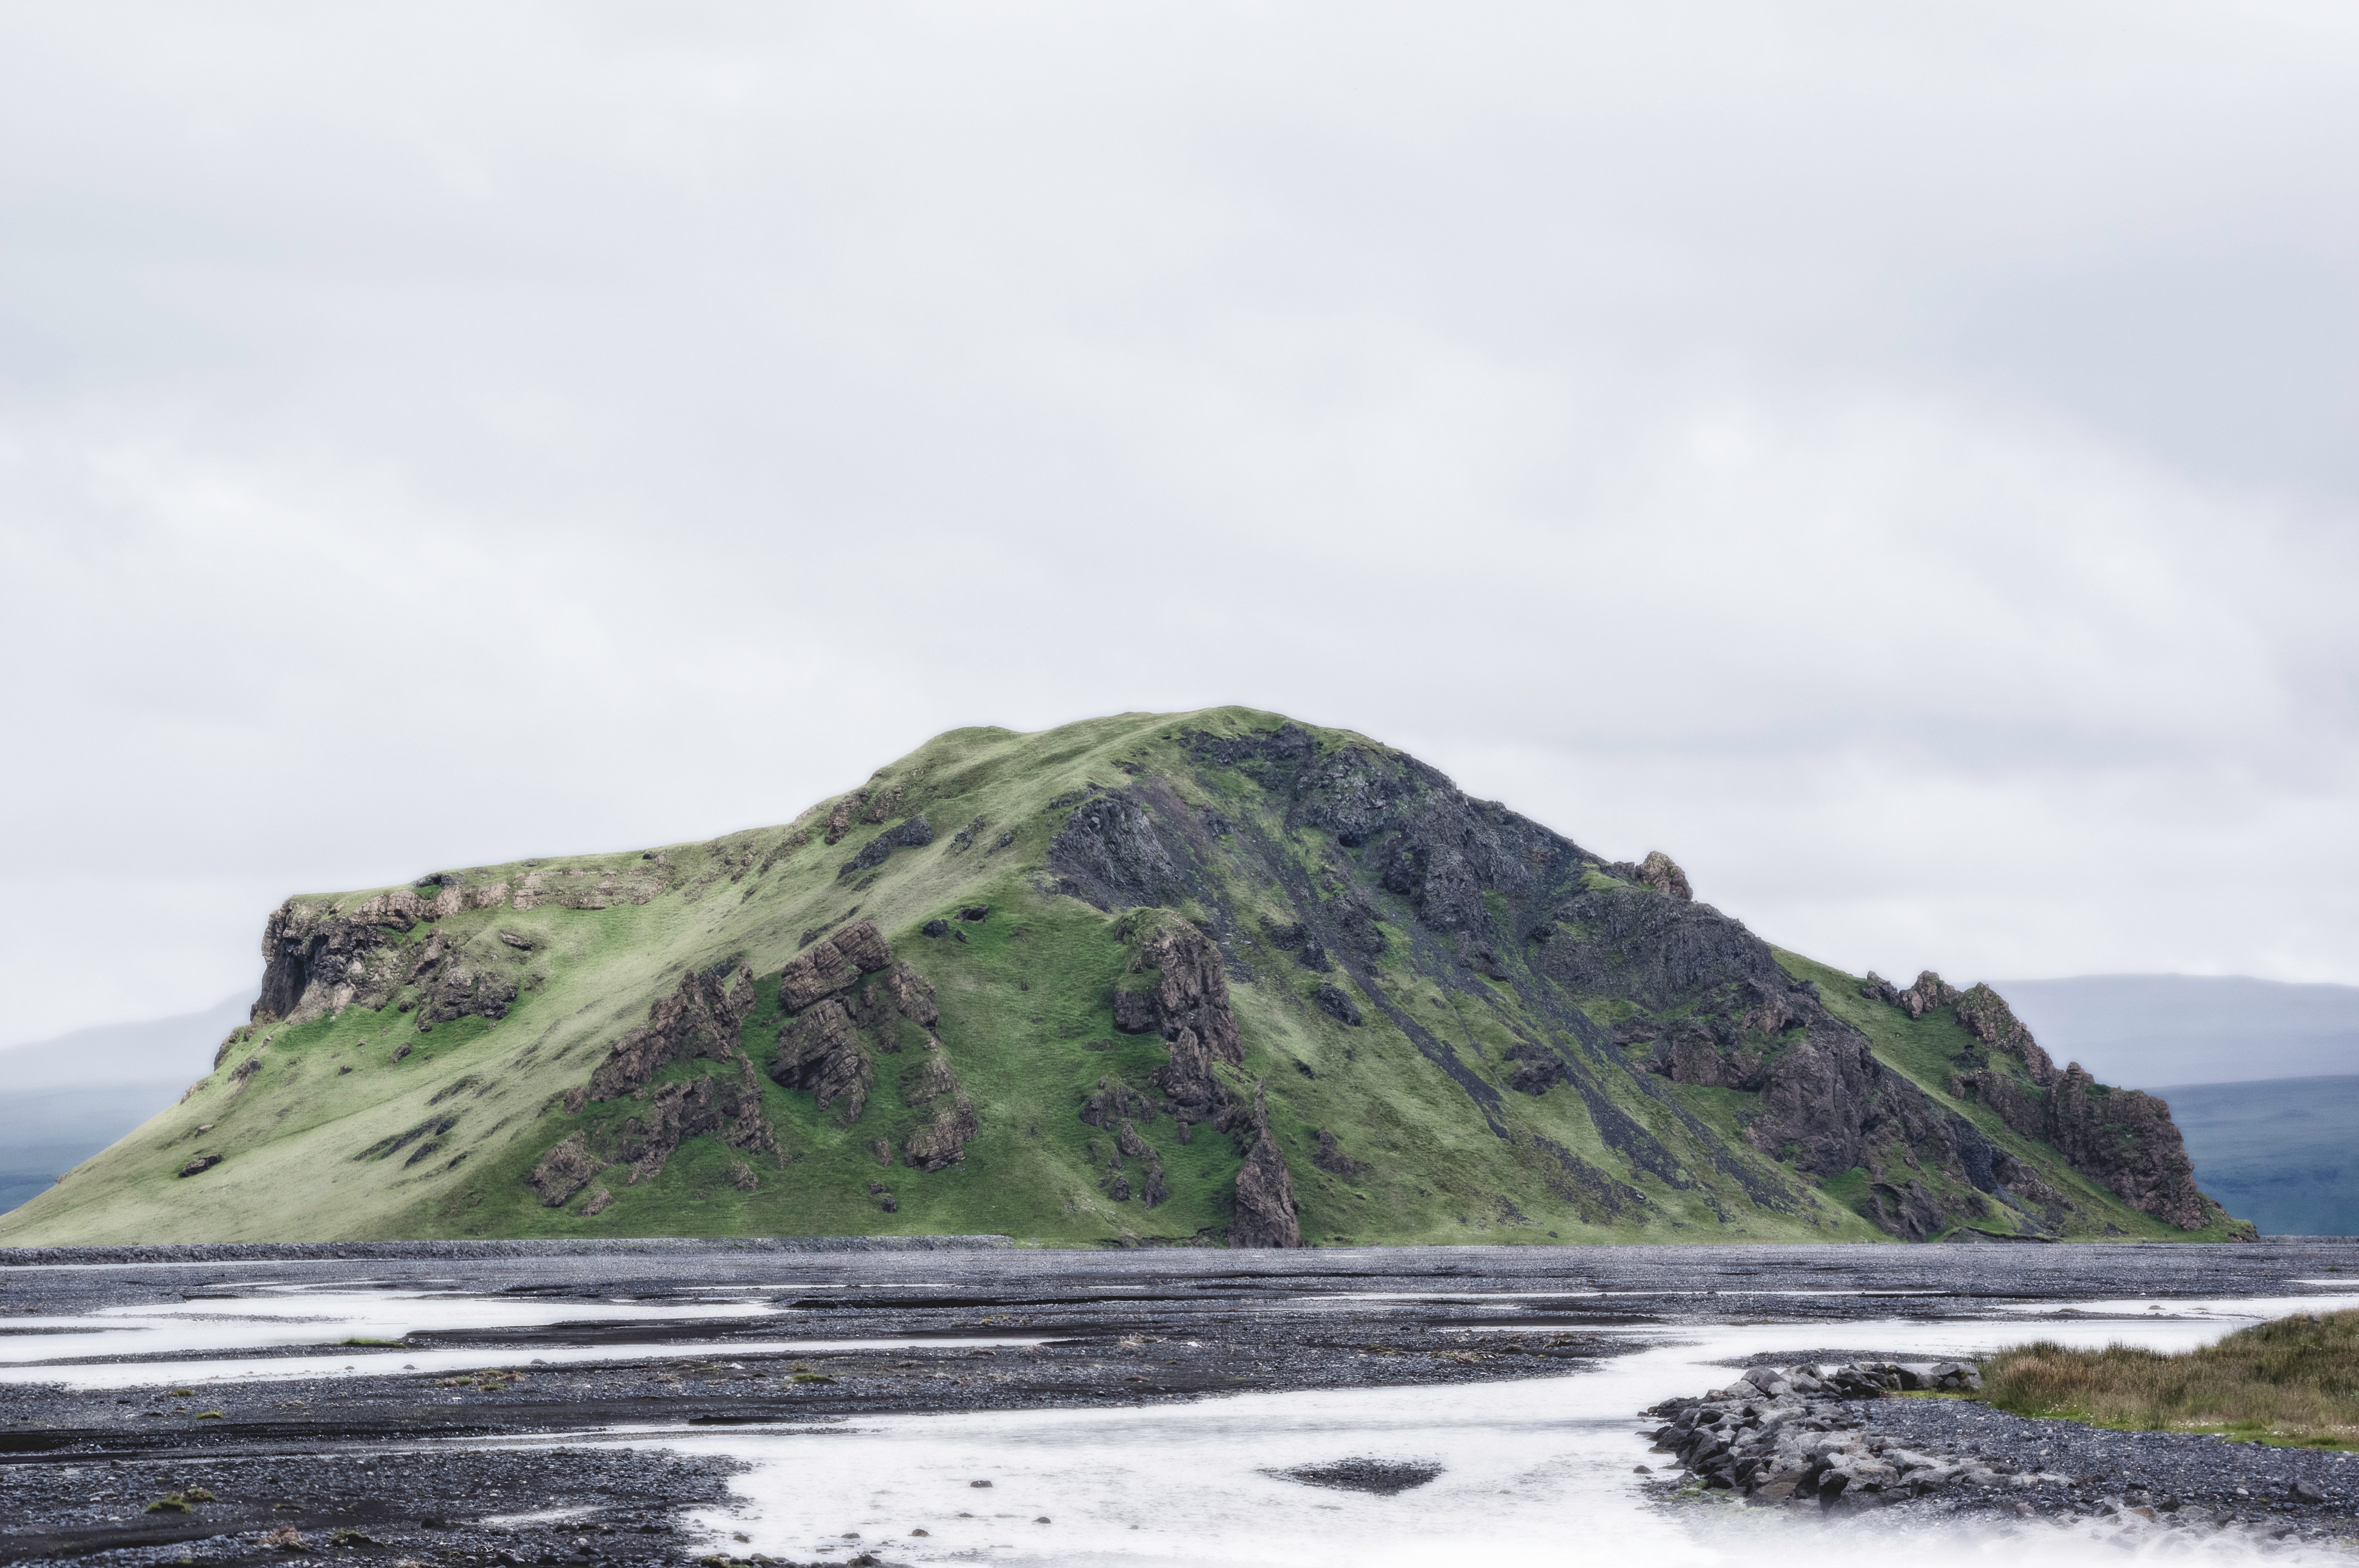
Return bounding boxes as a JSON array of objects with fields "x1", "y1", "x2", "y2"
[{"x1": 0, "y1": 709, "x2": 2251, "y2": 1247}]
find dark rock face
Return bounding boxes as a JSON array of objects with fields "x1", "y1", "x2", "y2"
[
  {"x1": 1879, "y1": 976, "x2": 2208, "y2": 1231},
  {"x1": 772, "y1": 998, "x2": 876, "y2": 1121},
  {"x1": 777, "y1": 921, "x2": 892, "y2": 1010},
  {"x1": 770, "y1": 923, "x2": 973, "y2": 1167},
  {"x1": 255, "y1": 891, "x2": 524, "y2": 1029},
  {"x1": 1094, "y1": 1118, "x2": 1167, "y2": 1210},
  {"x1": 1535, "y1": 888, "x2": 1779, "y2": 1011},
  {"x1": 1096, "y1": 911, "x2": 1292, "y2": 1241},
  {"x1": 1313, "y1": 983, "x2": 1363, "y2": 1027},
  {"x1": 1049, "y1": 795, "x2": 1186, "y2": 909},
  {"x1": 1953, "y1": 981, "x2": 2058, "y2": 1080},
  {"x1": 2043, "y1": 1067, "x2": 2206, "y2": 1229},
  {"x1": 1503, "y1": 1039, "x2": 1565, "y2": 1094},
  {"x1": 1312, "y1": 1127, "x2": 1370, "y2": 1179},
  {"x1": 527, "y1": 1134, "x2": 599, "y2": 1207},
  {"x1": 613, "y1": 1062, "x2": 780, "y2": 1184},
  {"x1": 1112, "y1": 917, "x2": 1244, "y2": 1121},
  {"x1": 175, "y1": 1153, "x2": 222, "y2": 1179},
  {"x1": 528, "y1": 962, "x2": 780, "y2": 1204},
  {"x1": 1118, "y1": 918, "x2": 1243, "y2": 1066},
  {"x1": 1230, "y1": 1087, "x2": 1301, "y2": 1249},
  {"x1": 1079, "y1": 1076, "x2": 1156, "y2": 1128},
  {"x1": 587, "y1": 965, "x2": 757, "y2": 1101},
  {"x1": 899, "y1": 1039, "x2": 978, "y2": 1171},
  {"x1": 839, "y1": 815, "x2": 934, "y2": 879}
]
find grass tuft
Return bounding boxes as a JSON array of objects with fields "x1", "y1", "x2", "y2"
[{"x1": 1977, "y1": 1310, "x2": 2359, "y2": 1448}]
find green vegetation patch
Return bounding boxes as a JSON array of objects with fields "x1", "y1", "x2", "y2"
[{"x1": 1976, "y1": 1310, "x2": 2359, "y2": 1448}]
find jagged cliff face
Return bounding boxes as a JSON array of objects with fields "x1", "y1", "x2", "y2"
[{"x1": 1, "y1": 709, "x2": 2248, "y2": 1247}]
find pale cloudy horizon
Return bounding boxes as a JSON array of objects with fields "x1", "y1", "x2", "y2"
[{"x1": 5, "y1": 3, "x2": 2358, "y2": 1048}]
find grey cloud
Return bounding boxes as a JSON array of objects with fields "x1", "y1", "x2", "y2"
[{"x1": 1, "y1": 2, "x2": 2355, "y2": 1044}]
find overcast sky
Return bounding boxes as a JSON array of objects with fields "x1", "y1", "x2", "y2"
[{"x1": 4, "y1": 2, "x2": 2357, "y2": 1048}]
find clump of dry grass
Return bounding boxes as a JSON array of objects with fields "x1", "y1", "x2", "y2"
[{"x1": 1979, "y1": 1309, "x2": 2359, "y2": 1448}]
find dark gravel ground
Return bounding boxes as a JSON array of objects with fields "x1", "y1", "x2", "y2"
[
  {"x1": 4, "y1": 1238, "x2": 2355, "y2": 1566},
  {"x1": 1860, "y1": 1396, "x2": 2359, "y2": 1531}
]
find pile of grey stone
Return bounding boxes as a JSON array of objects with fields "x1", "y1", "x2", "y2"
[{"x1": 1644, "y1": 1360, "x2": 2075, "y2": 1511}]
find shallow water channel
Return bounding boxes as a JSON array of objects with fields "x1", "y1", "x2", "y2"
[{"x1": 5, "y1": 1242, "x2": 2357, "y2": 1567}]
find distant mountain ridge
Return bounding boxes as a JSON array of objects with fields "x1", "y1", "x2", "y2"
[
  {"x1": 1994, "y1": 975, "x2": 2359, "y2": 1089},
  {"x1": 0, "y1": 710, "x2": 2249, "y2": 1247},
  {"x1": 0, "y1": 995, "x2": 252, "y2": 1216}
]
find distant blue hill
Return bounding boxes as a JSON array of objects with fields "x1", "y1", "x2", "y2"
[
  {"x1": 1987, "y1": 976, "x2": 2359, "y2": 1236},
  {"x1": 2153, "y1": 1075, "x2": 2359, "y2": 1238},
  {"x1": 0, "y1": 994, "x2": 249, "y2": 1215},
  {"x1": 1996, "y1": 974, "x2": 2359, "y2": 1088}
]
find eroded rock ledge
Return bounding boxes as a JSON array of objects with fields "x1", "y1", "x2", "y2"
[
  {"x1": 1103, "y1": 911, "x2": 1299, "y2": 1247},
  {"x1": 1863, "y1": 970, "x2": 2209, "y2": 1230},
  {"x1": 527, "y1": 919, "x2": 977, "y2": 1212}
]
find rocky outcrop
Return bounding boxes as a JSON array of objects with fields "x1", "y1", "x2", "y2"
[
  {"x1": 839, "y1": 815, "x2": 934, "y2": 879},
  {"x1": 2042, "y1": 1068, "x2": 2206, "y2": 1230},
  {"x1": 777, "y1": 921, "x2": 893, "y2": 1010},
  {"x1": 528, "y1": 1134, "x2": 600, "y2": 1207},
  {"x1": 1873, "y1": 975, "x2": 2208, "y2": 1230},
  {"x1": 1952, "y1": 981, "x2": 2058, "y2": 1081},
  {"x1": 1646, "y1": 1361, "x2": 2029, "y2": 1511},
  {"x1": 1535, "y1": 886, "x2": 1789, "y2": 1012},
  {"x1": 1110, "y1": 914, "x2": 1243, "y2": 1120},
  {"x1": 766, "y1": 921, "x2": 975, "y2": 1173},
  {"x1": 587, "y1": 965, "x2": 759, "y2": 1101},
  {"x1": 1049, "y1": 793, "x2": 1186, "y2": 909},
  {"x1": 823, "y1": 777, "x2": 915, "y2": 845},
  {"x1": 772, "y1": 997, "x2": 876, "y2": 1120},
  {"x1": 1229, "y1": 1083, "x2": 1300, "y2": 1248},
  {"x1": 527, "y1": 961, "x2": 778, "y2": 1202},
  {"x1": 613, "y1": 1060, "x2": 780, "y2": 1184},
  {"x1": 1079, "y1": 1075, "x2": 1157, "y2": 1129},
  {"x1": 899, "y1": 1039, "x2": 977, "y2": 1171},
  {"x1": 1313, "y1": 983, "x2": 1363, "y2": 1027},
  {"x1": 768, "y1": 921, "x2": 937, "y2": 1126},
  {"x1": 1090, "y1": 1117, "x2": 1168, "y2": 1208},
  {"x1": 1863, "y1": 969, "x2": 1963, "y2": 1021},
  {"x1": 1635, "y1": 850, "x2": 1691, "y2": 901},
  {"x1": 1312, "y1": 1128, "x2": 1370, "y2": 1179}
]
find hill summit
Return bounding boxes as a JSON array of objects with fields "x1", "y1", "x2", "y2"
[{"x1": 1, "y1": 710, "x2": 2248, "y2": 1247}]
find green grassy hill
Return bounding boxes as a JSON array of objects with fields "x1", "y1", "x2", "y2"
[{"x1": 0, "y1": 710, "x2": 2251, "y2": 1247}]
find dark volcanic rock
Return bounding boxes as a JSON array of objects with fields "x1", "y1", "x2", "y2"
[
  {"x1": 1312, "y1": 1127, "x2": 1370, "y2": 1178},
  {"x1": 1876, "y1": 974, "x2": 2209, "y2": 1230},
  {"x1": 1112, "y1": 917, "x2": 1245, "y2": 1123},
  {"x1": 772, "y1": 998, "x2": 875, "y2": 1121},
  {"x1": 1313, "y1": 982, "x2": 1364, "y2": 1027},
  {"x1": 527, "y1": 1134, "x2": 599, "y2": 1207},
  {"x1": 1232, "y1": 1111, "x2": 1301, "y2": 1248},
  {"x1": 900, "y1": 1037, "x2": 978, "y2": 1171},
  {"x1": 1273, "y1": 1459, "x2": 1442, "y2": 1496},
  {"x1": 1049, "y1": 794, "x2": 1186, "y2": 909},
  {"x1": 839, "y1": 815, "x2": 935, "y2": 878},
  {"x1": 586, "y1": 965, "x2": 758, "y2": 1102}
]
